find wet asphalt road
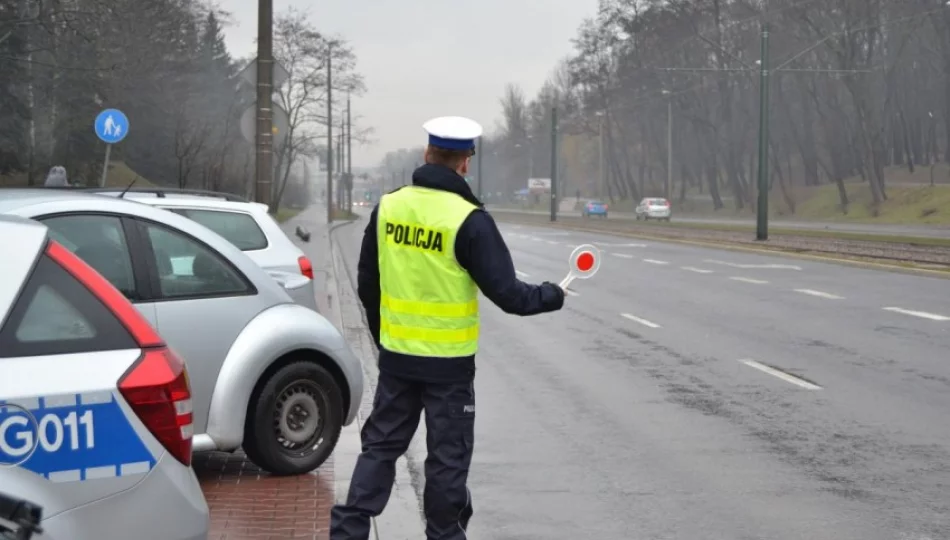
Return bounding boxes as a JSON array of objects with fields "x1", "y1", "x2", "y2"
[{"x1": 338, "y1": 208, "x2": 950, "y2": 540}]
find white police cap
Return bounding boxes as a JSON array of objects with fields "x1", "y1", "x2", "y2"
[{"x1": 423, "y1": 116, "x2": 483, "y2": 151}]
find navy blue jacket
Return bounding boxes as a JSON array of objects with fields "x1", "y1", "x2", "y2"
[{"x1": 357, "y1": 163, "x2": 565, "y2": 383}]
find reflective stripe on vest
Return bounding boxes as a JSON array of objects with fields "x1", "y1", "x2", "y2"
[{"x1": 377, "y1": 186, "x2": 479, "y2": 357}]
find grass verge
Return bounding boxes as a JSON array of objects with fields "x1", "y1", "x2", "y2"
[{"x1": 273, "y1": 208, "x2": 303, "y2": 223}]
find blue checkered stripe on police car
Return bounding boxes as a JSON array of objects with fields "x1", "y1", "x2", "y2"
[{"x1": 0, "y1": 391, "x2": 157, "y2": 483}]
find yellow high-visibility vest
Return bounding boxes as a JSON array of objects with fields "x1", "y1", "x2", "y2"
[{"x1": 377, "y1": 186, "x2": 479, "y2": 357}]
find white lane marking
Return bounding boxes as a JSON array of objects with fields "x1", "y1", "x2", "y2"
[
  {"x1": 530, "y1": 237, "x2": 543, "y2": 242},
  {"x1": 730, "y1": 276, "x2": 769, "y2": 284},
  {"x1": 620, "y1": 313, "x2": 661, "y2": 328},
  {"x1": 795, "y1": 289, "x2": 843, "y2": 300},
  {"x1": 515, "y1": 270, "x2": 530, "y2": 278},
  {"x1": 705, "y1": 259, "x2": 801, "y2": 270},
  {"x1": 611, "y1": 253, "x2": 634, "y2": 259},
  {"x1": 565, "y1": 289, "x2": 580, "y2": 297},
  {"x1": 643, "y1": 259, "x2": 669, "y2": 265},
  {"x1": 546, "y1": 240, "x2": 559, "y2": 245},
  {"x1": 740, "y1": 359, "x2": 822, "y2": 390},
  {"x1": 882, "y1": 307, "x2": 950, "y2": 321},
  {"x1": 595, "y1": 242, "x2": 647, "y2": 248},
  {"x1": 681, "y1": 266, "x2": 713, "y2": 274}
]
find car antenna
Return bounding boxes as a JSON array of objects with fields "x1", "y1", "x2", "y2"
[{"x1": 118, "y1": 176, "x2": 139, "y2": 199}]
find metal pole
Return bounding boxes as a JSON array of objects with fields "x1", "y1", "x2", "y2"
[
  {"x1": 255, "y1": 0, "x2": 274, "y2": 206},
  {"x1": 326, "y1": 46, "x2": 333, "y2": 223},
  {"x1": 338, "y1": 126, "x2": 343, "y2": 210},
  {"x1": 476, "y1": 138, "x2": 483, "y2": 199},
  {"x1": 347, "y1": 95, "x2": 352, "y2": 213},
  {"x1": 667, "y1": 98, "x2": 673, "y2": 201},
  {"x1": 755, "y1": 21, "x2": 771, "y2": 241},
  {"x1": 598, "y1": 118, "x2": 604, "y2": 198},
  {"x1": 99, "y1": 144, "x2": 112, "y2": 187},
  {"x1": 550, "y1": 106, "x2": 558, "y2": 222}
]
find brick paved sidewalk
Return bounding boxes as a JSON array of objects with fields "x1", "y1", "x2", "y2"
[{"x1": 195, "y1": 451, "x2": 334, "y2": 540}]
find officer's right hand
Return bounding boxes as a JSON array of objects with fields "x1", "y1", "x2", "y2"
[{"x1": 540, "y1": 281, "x2": 565, "y2": 311}]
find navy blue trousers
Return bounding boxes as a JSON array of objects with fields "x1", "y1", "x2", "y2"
[{"x1": 330, "y1": 372, "x2": 475, "y2": 540}]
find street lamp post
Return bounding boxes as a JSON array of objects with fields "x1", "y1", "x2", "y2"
[
  {"x1": 661, "y1": 91, "x2": 673, "y2": 202},
  {"x1": 550, "y1": 106, "x2": 558, "y2": 222},
  {"x1": 755, "y1": 22, "x2": 771, "y2": 241}
]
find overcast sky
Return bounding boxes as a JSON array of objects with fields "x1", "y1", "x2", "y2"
[{"x1": 217, "y1": 0, "x2": 599, "y2": 167}]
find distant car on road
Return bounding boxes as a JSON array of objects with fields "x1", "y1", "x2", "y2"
[
  {"x1": 582, "y1": 200, "x2": 609, "y2": 218},
  {"x1": 92, "y1": 187, "x2": 318, "y2": 313},
  {"x1": 635, "y1": 197, "x2": 672, "y2": 221},
  {"x1": 0, "y1": 214, "x2": 208, "y2": 540},
  {"x1": 0, "y1": 189, "x2": 364, "y2": 476}
]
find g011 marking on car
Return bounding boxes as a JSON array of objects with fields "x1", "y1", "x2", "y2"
[{"x1": 0, "y1": 392, "x2": 155, "y2": 482}]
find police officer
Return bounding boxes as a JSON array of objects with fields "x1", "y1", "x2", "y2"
[{"x1": 330, "y1": 116, "x2": 565, "y2": 540}]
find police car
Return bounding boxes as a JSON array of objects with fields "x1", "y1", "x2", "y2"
[{"x1": 0, "y1": 215, "x2": 208, "y2": 540}]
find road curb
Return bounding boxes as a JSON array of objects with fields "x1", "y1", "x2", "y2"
[{"x1": 495, "y1": 216, "x2": 950, "y2": 280}]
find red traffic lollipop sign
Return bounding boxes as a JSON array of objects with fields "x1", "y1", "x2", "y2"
[{"x1": 559, "y1": 244, "x2": 601, "y2": 290}]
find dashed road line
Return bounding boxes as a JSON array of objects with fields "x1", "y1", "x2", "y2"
[
  {"x1": 730, "y1": 277, "x2": 769, "y2": 284},
  {"x1": 643, "y1": 259, "x2": 669, "y2": 265},
  {"x1": 611, "y1": 253, "x2": 634, "y2": 259},
  {"x1": 546, "y1": 240, "x2": 559, "y2": 245},
  {"x1": 705, "y1": 259, "x2": 802, "y2": 270},
  {"x1": 740, "y1": 359, "x2": 822, "y2": 390},
  {"x1": 681, "y1": 266, "x2": 713, "y2": 274},
  {"x1": 620, "y1": 313, "x2": 661, "y2": 329},
  {"x1": 882, "y1": 307, "x2": 950, "y2": 321},
  {"x1": 515, "y1": 270, "x2": 530, "y2": 278},
  {"x1": 794, "y1": 289, "x2": 843, "y2": 300}
]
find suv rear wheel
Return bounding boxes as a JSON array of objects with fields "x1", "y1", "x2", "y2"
[{"x1": 243, "y1": 362, "x2": 344, "y2": 475}]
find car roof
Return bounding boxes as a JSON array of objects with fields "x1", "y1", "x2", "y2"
[
  {"x1": 108, "y1": 192, "x2": 269, "y2": 213},
  {"x1": 0, "y1": 188, "x2": 289, "y2": 301}
]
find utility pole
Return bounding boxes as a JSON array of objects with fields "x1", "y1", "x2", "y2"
[
  {"x1": 255, "y1": 0, "x2": 274, "y2": 206},
  {"x1": 476, "y1": 138, "x2": 483, "y2": 200},
  {"x1": 666, "y1": 95, "x2": 673, "y2": 202},
  {"x1": 326, "y1": 45, "x2": 333, "y2": 224},
  {"x1": 755, "y1": 21, "x2": 771, "y2": 241},
  {"x1": 550, "y1": 106, "x2": 558, "y2": 222},
  {"x1": 346, "y1": 95, "x2": 353, "y2": 213},
  {"x1": 337, "y1": 128, "x2": 344, "y2": 212},
  {"x1": 598, "y1": 114, "x2": 605, "y2": 198}
]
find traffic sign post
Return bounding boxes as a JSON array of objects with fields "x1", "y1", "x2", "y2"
[
  {"x1": 94, "y1": 109, "x2": 130, "y2": 187},
  {"x1": 559, "y1": 244, "x2": 601, "y2": 290}
]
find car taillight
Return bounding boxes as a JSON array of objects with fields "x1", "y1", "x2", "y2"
[
  {"x1": 604, "y1": 204, "x2": 609, "y2": 210},
  {"x1": 298, "y1": 255, "x2": 314, "y2": 279},
  {"x1": 119, "y1": 348, "x2": 194, "y2": 466},
  {"x1": 46, "y1": 240, "x2": 193, "y2": 465}
]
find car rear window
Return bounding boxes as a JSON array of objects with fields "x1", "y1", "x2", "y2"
[
  {"x1": 169, "y1": 209, "x2": 268, "y2": 251},
  {"x1": 0, "y1": 253, "x2": 136, "y2": 357},
  {"x1": 651, "y1": 199, "x2": 668, "y2": 205}
]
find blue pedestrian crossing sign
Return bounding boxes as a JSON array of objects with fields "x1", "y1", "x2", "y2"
[{"x1": 94, "y1": 109, "x2": 129, "y2": 144}]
